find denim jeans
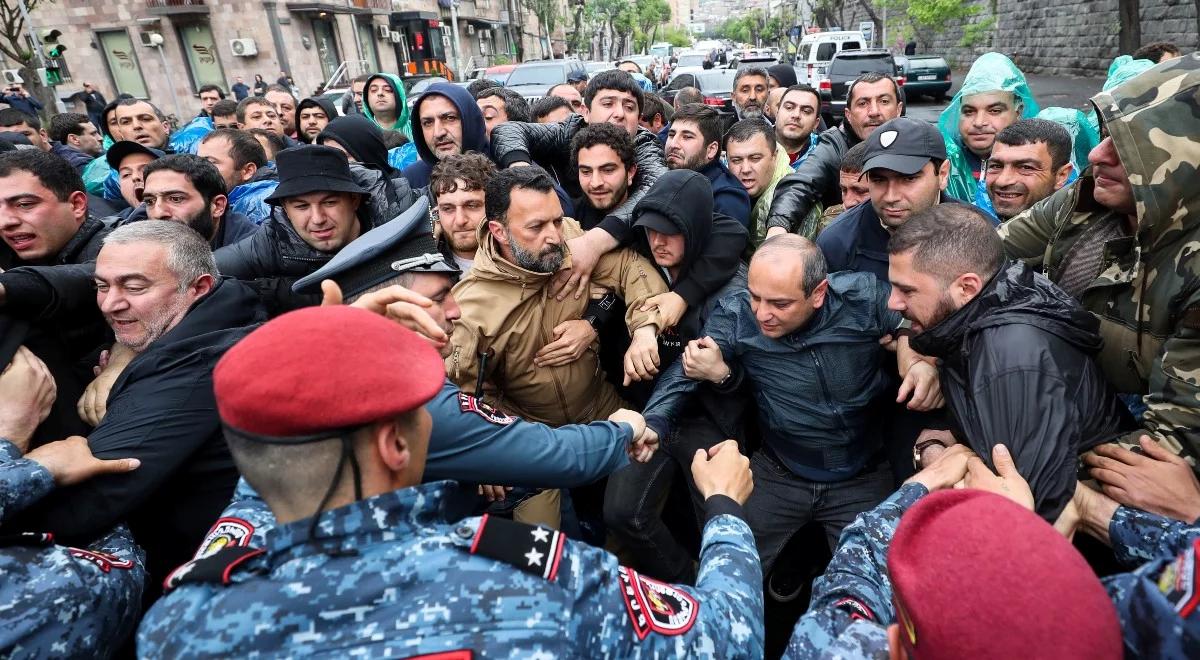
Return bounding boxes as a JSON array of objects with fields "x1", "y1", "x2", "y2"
[
  {"x1": 602, "y1": 416, "x2": 729, "y2": 583},
  {"x1": 745, "y1": 446, "x2": 893, "y2": 576}
]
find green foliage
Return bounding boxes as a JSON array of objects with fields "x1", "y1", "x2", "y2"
[
  {"x1": 874, "y1": 0, "x2": 983, "y2": 48},
  {"x1": 662, "y1": 26, "x2": 692, "y2": 48},
  {"x1": 960, "y1": 15, "x2": 996, "y2": 47}
]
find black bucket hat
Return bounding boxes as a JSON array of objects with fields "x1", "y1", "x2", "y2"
[{"x1": 265, "y1": 144, "x2": 367, "y2": 204}]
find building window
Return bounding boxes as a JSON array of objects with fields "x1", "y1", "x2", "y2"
[
  {"x1": 356, "y1": 19, "x2": 380, "y2": 74},
  {"x1": 177, "y1": 23, "x2": 226, "y2": 94},
  {"x1": 313, "y1": 18, "x2": 342, "y2": 81},
  {"x1": 97, "y1": 29, "x2": 148, "y2": 98}
]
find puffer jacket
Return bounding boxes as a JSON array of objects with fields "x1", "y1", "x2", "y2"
[
  {"x1": 911, "y1": 261, "x2": 1134, "y2": 520},
  {"x1": 766, "y1": 121, "x2": 858, "y2": 237},
  {"x1": 215, "y1": 163, "x2": 412, "y2": 314},
  {"x1": 446, "y1": 218, "x2": 666, "y2": 426},
  {"x1": 999, "y1": 53, "x2": 1200, "y2": 464},
  {"x1": 490, "y1": 114, "x2": 668, "y2": 241}
]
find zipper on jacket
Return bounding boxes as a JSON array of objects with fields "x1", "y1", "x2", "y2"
[{"x1": 809, "y1": 348, "x2": 855, "y2": 448}]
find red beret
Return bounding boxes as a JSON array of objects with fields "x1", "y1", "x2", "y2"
[
  {"x1": 888, "y1": 489, "x2": 1121, "y2": 660},
  {"x1": 214, "y1": 305, "x2": 445, "y2": 439}
]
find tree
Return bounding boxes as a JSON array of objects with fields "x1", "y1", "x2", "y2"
[
  {"x1": 632, "y1": 0, "x2": 671, "y2": 53},
  {"x1": 877, "y1": 0, "x2": 982, "y2": 51},
  {"x1": 522, "y1": 0, "x2": 561, "y2": 59},
  {"x1": 0, "y1": 0, "x2": 56, "y2": 118},
  {"x1": 613, "y1": 5, "x2": 637, "y2": 57}
]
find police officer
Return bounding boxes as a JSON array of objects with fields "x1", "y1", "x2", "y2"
[
  {"x1": 0, "y1": 346, "x2": 145, "y2": 656},
  {"x1": 138, "y1": 304, "x2": 764, "y2": 657}
]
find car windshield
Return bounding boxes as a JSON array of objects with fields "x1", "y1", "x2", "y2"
[
  {"x1": 910, "y1": 57, "x2": 948, "y2": 69},
  {"x1": 677, "y1": 54, "x2": 707, "y2": 67},
  {"x1": 507, "y1": 64, "x2": 566, "y2": 86},
  {"x1": 830, "y1": 56, "x2": 893, "y2": 76},
  {"x1": 586, "y1": 61, "x2": 609, "y2": 73},
  {"x1": 408, "y1": 77, "x2": 448, "y2": 95},
  {"x1": 696, "y1": 70, "x2": 736, "y2": 93}
]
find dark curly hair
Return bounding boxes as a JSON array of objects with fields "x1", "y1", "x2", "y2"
[
  {"x1": 570, "y1": 122, "x2": 635, "y2": 173},
  {"x1": 430, "y1": 152, "x2": 498, "y2": 199}
]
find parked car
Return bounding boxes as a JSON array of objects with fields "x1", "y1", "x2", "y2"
[
  {"x1": 660, "y1": 68, "x2": 739, "y2": 117},
  {"x1": 467, "y1": 63, "x2": 517, "y2": 85},
  {"x1": 895, "y1": 55, "x2": 951, "y2": 101},
  {"x1": 620, "y1": 55, "x2": 656, "y2": 74},
  {"x1": 585, "y1": 60, "x2": 612, "y2": 75},
  {"x1": 506, "y1": 59, "x2": 589, "y2": 102},
  {"x1": 727, "y1": 51, "x2": 778, "y2": 69},
  {"x1": 404, "y1": 76, "x2": 449, "y2": 109},
  {"x1": 791, "y1": 30, "x2": 867, "y2": 84},
  {"x1": 819, "y1": 49, "x2": 903, "y2": 125}
]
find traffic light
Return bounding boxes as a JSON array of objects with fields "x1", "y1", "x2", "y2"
[{"x1": 39, "y1": 29, "x2": 66, "y2": 59}]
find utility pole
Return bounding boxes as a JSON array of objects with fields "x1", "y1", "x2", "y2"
[{"x1": 450, "y1": 0, "x2": 464, "y2": 78}]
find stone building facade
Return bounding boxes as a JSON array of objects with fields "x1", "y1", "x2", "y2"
[
  {"x1": 838, "y1": 0, "x2": 1199, "y2": 77},
  {"x1": 17, "y1": 0, "x2": 560, "y2": 124}
]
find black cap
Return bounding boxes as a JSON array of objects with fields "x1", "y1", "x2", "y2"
[
  {"x1": 633, "y1": 210, "x2": 680, "y2": 235},
  {"x1": 266, "y1": 144, "x2": 368, "y2": 203},
  {"x1": 859, "y1": 117, "x2": 947, "y2": 178},
  {"x1": 105, "y1": 140, "x2": 165, "y2": 170},
  {"x1": 292, "y1": 196, "x2": 459, "y2": 297}
]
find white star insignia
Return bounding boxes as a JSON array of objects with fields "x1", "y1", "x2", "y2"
[
  {"x1": 524, "y1": 548, "x2": 545, "y2": 566},
  {"x1": 530, "y1": 527, "x2": 550, "y2": 543}
]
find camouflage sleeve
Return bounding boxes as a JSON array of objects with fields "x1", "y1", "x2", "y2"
[
  {"x1": 1109, "y1": 504, "x2": 1200, "y2": 567},
  {"x1": 0, "y1": 524, "x2": 146, "y2": 657},
  {"x1": 997, "y1": 181, "x2": 1073, "y2": 267},
  {"x1": 1129, "y1": 293, "x2": 1200, "y2": 462},
  {"x1": 567, "y1": 507, "x2": 763, "y2": 659},
  {"x1": 1102, "y1": 540, "x2": 1200, "y2": 657},
  {"x1": 0, "y1": 442, "x2": 55, "y2": 524}
]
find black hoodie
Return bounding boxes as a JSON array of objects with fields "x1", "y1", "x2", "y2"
[
  {"x1": 318, "y1": 114, "x2": 393, "y2": 174},
  {"x1": 911, "y1": 261, "x2": 1136, "y2": 520},
  {"x1": 295, "y1": 97, "x2": 338, "y2": 144}
]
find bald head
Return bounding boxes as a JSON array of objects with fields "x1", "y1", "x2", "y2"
[
  {"x1": 748, "y1": 234, "x2": 829, "y2": 338},
  {"x1": 752, "y1": 234, "x2": 827, "y2": 296}
]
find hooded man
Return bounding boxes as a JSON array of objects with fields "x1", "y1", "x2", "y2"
[
  {"x1": 361, "y1": 73, "x2": 412, "y2": 139},
  {"x1": 1000, "y1": 53, "x2": 1200, "y2": 474},
  {"x1": 402, "y1": 82, "x2": 488, "y2": 189},
  {"x1": 602, "y1": 170, "x2": 749, "y2": 583},
  {"x1": 889, "y1": 204, "x2": 1133, "y2": 520},
  {"x1": 767, "y1": 63, "x2": 798, "y2": 90},
  {"x1": 294, "y1": 96, "x2": 337, "y2": 144},
  {"x1": 317, "y1": 114, "x2": 417, "y2": 215},
  {"x1": 936, "y1": 52, "x2": 1039, "y2": 216}
]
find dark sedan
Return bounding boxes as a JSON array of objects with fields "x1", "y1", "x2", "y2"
[
  {"x1": 660, "y1": 69, "x2": 739, "y2": 114},
  {"x1": 896, "y1": 55, "x2": 952, "y2": 101}
]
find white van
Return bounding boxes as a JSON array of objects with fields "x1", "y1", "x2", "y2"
[{"x1": 793, "y1": 31, "x2": 866, "y2": 84}]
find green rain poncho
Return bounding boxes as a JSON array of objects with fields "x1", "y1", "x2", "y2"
[
  {"x1": 361, "y1": 72, "x2": 413, "y2": 139},
  {"x1": 1036, "y1": 107, "x2": 1100, "y2": 178},
  {"x1": 937, "y1": 52, "x2": 1040, "y2": 208},
  {"x1": 1086, "y1": 55, "x2": 1156, "y2": 134}
]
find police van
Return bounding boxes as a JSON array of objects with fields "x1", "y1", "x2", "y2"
[{"x1": 793, "y1": 30, "x2": 867, "y2": 84}]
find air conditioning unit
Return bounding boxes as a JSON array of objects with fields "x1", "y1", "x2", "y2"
[
  {"x1": 1, "y1": 69, "x2": 21, "y2": 84},
  {"x1": 467, "y1": 24, "x2": 475, "y2": 36},
  {"x1": 377, "y1": 24, "x2": 391, "y2": 39},
  {"x1": 230, "y1": 38, "x2": 258, "y2": 57},
  {"x1": 390, "y1": 31, "x2": 402, "y2": 44}
]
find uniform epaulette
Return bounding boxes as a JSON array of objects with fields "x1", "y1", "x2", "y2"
[
  {"x1": 163, "y1": 546, "x2": 266, "y2": 592},
  {"x1": 463, "y1": 513, "x2": 565, "y2": 581}
]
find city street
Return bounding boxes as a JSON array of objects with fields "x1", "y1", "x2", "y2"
[{"x1": 905, "y1": 68, "x2": 1106, "y2": 123}]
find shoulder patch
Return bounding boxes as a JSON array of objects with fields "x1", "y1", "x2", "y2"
[
  {"x1": 617, "y1": 566, "x2": 699, "y2": 640},
  {"x1": 458, "y1": 393, "x2": 516, "y2": 425},
  {"x1": 163, "y1": 545, "x2": 266, "y2": 592},
  {"x1": 405, "y1": 652, "x2": 473, "y2": 660},
  {"x1": 1158, "y1": 538, "x2": 1200, "y2": 617},
  {"x1": 68, "y1": 548, "x2": 135, "y2": 573},
  {"x1": 468, "y1": 514, "x2": 564, "y2": 581},
  {"x1": 193, "y1": 517, "x2": 255, "y2": 560},
  {"x1": 834, "y1": 596, "x2": 877, "y2": 622}
]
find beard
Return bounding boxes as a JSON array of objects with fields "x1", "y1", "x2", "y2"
[
  {"x1": 186, "y1": 207, "x2": 216, "y2": 242},
  {"x1": 738, "y1": 102, "x2": 764, "y2": 119},
  {"x1": 917, "y1": 291, "x2": 960, "y2": 333},
  {"x1": 506, "y1": 227, "x2": 565, "y2": 273}
]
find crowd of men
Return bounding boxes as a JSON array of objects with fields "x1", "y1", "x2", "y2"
[{"x1": 0, "y1": 40, "x2": 1197, "y2": 658}]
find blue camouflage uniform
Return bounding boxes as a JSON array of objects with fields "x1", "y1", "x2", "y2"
[
  {"x1": 784, "y1": 482, "x2": 1200, "y2": 659},
  {"x1": 138, "y1": 480, "x2": 764, "y2": 658},
  {"x1": 0, "y1": 439, "x2": 146, "y2": 657}
]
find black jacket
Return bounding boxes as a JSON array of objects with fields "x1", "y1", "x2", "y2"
[
  {"x1": 490, "y1": 113, "x2": 668, "y2": 241},
  {"x1": 911, "y1": 261, "x2": 1136, "y2": 520},
  {"x1": 215, "y1": 164, "x2": 411, "y2": 314},
  {"x1": 698, "y1": 158, "x2": 751, "y2": 230},
  {"x1": 767, "y1": 121, "x2": 860, "y2": 235},
  {"x1": 817, "y1": 193, "x2": 965, "y2": 282},
  {"x1": 0, "y1": 213, "x2": 108, "y2": 270},
  {"x1": 3, "y1": 277, "x2": 265, "y2": 585},
  {"x1": 50, "y1": 141, "x2": 95, "y2": 173}
]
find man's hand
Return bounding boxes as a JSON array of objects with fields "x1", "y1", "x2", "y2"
[
  {"x1": 905, "y1": 443, "x2": 973, "y2": 491},
  {"x1": 25, "y1": 436, "x2": 140, "y2": 487},
  {"x1": 1084, "y1": 436, "x2": 1200, "y2": 522},
  {"x1": 535, "y1": 320, "x2": 596, "y2": 367},
  {"x1": 0, "y1": 347, "x2": 56, "y2": 452},
  {"x1": 508, "y1": 161, "x2": 531, "y2": 168},
  {"x1": 622, "y1": 325, "x2": 660, "y2": 386},
  {"x1": 897, "y1": 360, "x2": 944, "y2": 411},
  {"x1": 629, "y1": 427, "x2": 659, "y2": 463},
  {"x1": 478, "y1": 485, "x2": 512, "y2": 502},
  {"x1": 322, "y1": 280, "x2": 449, "y2": 349},
  {"x1": 765, "y1": 226, "x2": 787, "y2": 239},
  {"x1": 691, "y1": 440, "x2": 753, "y2": 504},
  {"x1": 77, "y1": 345, "x2": 135, "y2": 427},
  {"x1": 682, "y1": 336, "x2": 729, "y2": 384},
  {"x1": 608, "y1": 408, "x2": 646, "y2": 442},
  {"x1": 551, "y1": 229, "x2": 616, "y2": 301},
  {"x1": 1069, "y1": 480, "x2": 1120, "y2": 545},
  {"x1": 640, "y1": 292, "x2": 687, "y2": 330},
  {"x1": 964, "y1": 444, "x2": 1035, "y2": 511}
]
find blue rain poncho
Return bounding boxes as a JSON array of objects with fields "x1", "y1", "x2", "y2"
[
  {"x1": 168, "y1": 115, "x2": 213, "y2": 155},
  {"x1": 938, "y1": 53, "x2": 1040, "y2": 214},
  {"x1": 1036, "y1": 107, "x2": 1100, "y2": 183},
  {"x1": 1086, "y1": 55, "x2": 1156, "y2": 134}
]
